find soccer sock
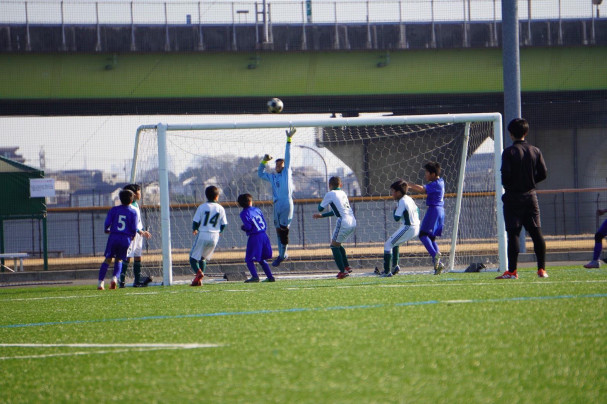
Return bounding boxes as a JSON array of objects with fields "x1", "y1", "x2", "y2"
[
  {"x1": 339, "y1": 246, "x2": 350, "y2": 268},
  {"x1": 133, "y1": 261, "x2": 142, "y2": 284},
  {"x1": 283, "y1": 244, "x2": 289, "y2": 258},
  {"x1": 277, "y1": 240, "x2": 284, "y2": 259},
  {"x1": 383, "y1": 252, "x2": 392, "y2": 273},
  {"x1": 246, "y1": 261, "x2": 259, "y2": 279},
  {"x1": 120, "y1": 261, "x2": 129, "y2": 283},
  {"x1": 98, "y1": 262, "x2": 109, "y2": 281},
  {"x1": 259, "y1": 260, "x2": 274, "y2": 279},
  {"x1": 392, "y1": 246, "x2": 400, "y2": 267},
  {"x1": 199, "y1": 259, "x2": 207, "y2": 273},
  {"x1": 331, "y1": 246, "x2": 345, "y2": 272},
  {"x1": 593, "y1": 242, "x2": 602, "y2": 261},
  {"x1": 592, "y1": 232, "x2": 604, "y2": 261},
  {"x1": 112, "y1": 261, "x2": 123, "y2": 278},
  {"x1": 189, "y1": 257, "x2": 200, "y2": 274},
  {"x1": 431, "y1": 240, "x2": 439, "y2": 257},
  {"x1": 419, "y1": 235, "x2": 437, "y2": 258}
]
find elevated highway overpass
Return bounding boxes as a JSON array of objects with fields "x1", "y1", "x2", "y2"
[{"x1": 0, "y1": 18, "x2": 605, "y2": 233}]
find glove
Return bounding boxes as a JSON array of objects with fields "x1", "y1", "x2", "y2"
[
  {"x1": 261, "y1": 154, "x2": 273, "y2": 164},
  {"x1": 286, "y1": 127, "x2": 296, "y2": 142}
]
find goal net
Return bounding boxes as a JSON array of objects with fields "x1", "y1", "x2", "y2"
[{"x1": 130, "y1": 113, "x2": 505, "y2": 285}]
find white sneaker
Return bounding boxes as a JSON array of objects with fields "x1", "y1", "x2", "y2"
[{"x1": 583, "y1": 260, "x2": 600, "y2": 269}]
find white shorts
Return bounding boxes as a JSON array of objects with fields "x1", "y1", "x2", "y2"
[
  {"x1": 190, "y1": 231, "x2": 220, "y2": 261},
  {"x1": 332, "y1": 217, "x2": 357, "y2": 244},
  {"x1": 126, "y1": 233, "x2": 143, "y2": 258},
  {"x1": 384, "y1": 224, "x2": 420, "y2": 252}
]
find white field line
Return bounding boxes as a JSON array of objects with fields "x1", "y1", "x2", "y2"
[{"x1": 0, "y1": 343, "x2": 222, "y2": 360}]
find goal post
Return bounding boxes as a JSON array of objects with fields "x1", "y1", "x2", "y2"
[{"x1": 131, "y1": 113, "x2": 505, "y2": 285}]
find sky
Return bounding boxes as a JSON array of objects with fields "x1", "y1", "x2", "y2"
[
  {"x1": 0, "y1": 0, "x2": 602, "y2": 25},
  {"x1": 0, "y1": 113, "x2": 358, "y2": 179}
]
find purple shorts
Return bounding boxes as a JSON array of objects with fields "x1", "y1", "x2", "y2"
[
  {"x1": 245, "y1": 232, "x2": 273, "y2": 263},
  {"x1": 104, "y1": 234, "x2": 132, "y2": 261},
  {"x1": 420, "y1": 206, "x2": 444, "y2": 237}
]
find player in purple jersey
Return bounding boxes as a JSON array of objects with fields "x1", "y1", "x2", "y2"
[
  {"x1": 408, "y1": 162, "x2": 446, "y2": 275},
  {"x1": 583, "y1": 208, "x2": 607, "y2": 268},
  {"x1": 97, "y1": 189, "x2": 140, "y2": 290},
  {"x1": 238, "y1": 193, "x2": 275, "y2": 283},
  {"x1": 119, "y1": 183, "x2": 152, "y2": 288}
]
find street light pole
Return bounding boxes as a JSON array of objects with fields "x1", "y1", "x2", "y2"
[{"x1": 298, "y1": 145, "x2": 331, "y2": 240}]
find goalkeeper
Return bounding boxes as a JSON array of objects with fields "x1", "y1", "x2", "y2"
[{"x1": 258, "y1": 127, "x2": 296, "y2": 267}]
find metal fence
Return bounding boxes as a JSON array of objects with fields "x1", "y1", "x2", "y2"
[{"x1": 3, "y1": 188, "x2": 605, "y2": 261}]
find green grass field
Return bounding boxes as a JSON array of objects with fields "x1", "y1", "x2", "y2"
[{"x1": 1, "y1": 266, "x2": 605, "y2": 403}]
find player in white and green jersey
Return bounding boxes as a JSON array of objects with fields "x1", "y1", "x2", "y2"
[
  {"x1": 379, "y1": 179, "x2": 420, "y2": 277},
  {"x1": 313, "y1": 176, "x2": 357, "y2": 279},
  {"x1": 189, "y1": 185, "x2": 228, "y2": 286}
]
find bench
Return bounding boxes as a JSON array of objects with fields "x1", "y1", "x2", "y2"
[
  {"x1": 28, "y1": 250, "x2": 64, "y2": 258},
  {"x1": 0, "y1": 253, "x2": 29, "y2": 272}
]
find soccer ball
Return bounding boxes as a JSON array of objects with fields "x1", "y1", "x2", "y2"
[{"x1": 267, "y1": 98, "x2": 284, "y2": 113}]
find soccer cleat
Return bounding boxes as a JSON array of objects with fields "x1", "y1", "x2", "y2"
[
  {"x1": 271, "y1": 255, "x2": 288, "y2": 267},
  {"x1": 434, "y1": 261, "x2": 445, "y2": 275},
  {"x1": 433, "y1": 253, "x2": 443, "y2": 275},
  {"x1": 190, "y1": 269, "x2": 204, "y2": 286},
  {"x1": 244, "y1": 277, "x2": 260, "y2": 283},
  {"x1": 109, "y1": 281, "x2": 117, "y2": 290},
  {"x1": 537, "y1": 269, "x2": 549, "y2": 278},
  {"x1": 495, "y1": 270, "x2": 518, "y2": 279},
  {"x1": 583, "y1": 260, "x2": 600, "y2": 269},
  {"x1": 380, "y1": 272, "x2": 392, "y2": 278},
  {"x1": 336, "y1": 271, "x2": 349, "y2": 279},
  {"x1": 374, "y1": 267, "x2": 381, "y2": 275},
  {"x1": 262, "y1": 277, "x2": 276, "y2": 282},
  {"x1": 392, "y1": 265, "x2": 400, "y2": 276},
  {"x1": 344, "y1": 266, "x2": 353, "y2": 274},
  {"x1": 119, "y1": 281, "x2": 125, "y2": 289},
  {"x1": 97, "y1": 285, "x2": 105, "y2": 290}
]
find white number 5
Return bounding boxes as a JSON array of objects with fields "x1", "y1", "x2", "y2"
[{"x1": 117, "y1": 215, "x2": 126, "y2": 231}]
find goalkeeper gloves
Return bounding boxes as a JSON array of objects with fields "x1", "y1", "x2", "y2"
[
  {"x1": 286, "y1": 127, "x2": 296, "y2": 143},
  {"x1": 261, "y1": 154, "x2": 273, "y2": 164}
]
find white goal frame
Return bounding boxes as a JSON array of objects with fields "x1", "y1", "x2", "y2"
[{"x1": 132, "y1": 113, "x2": 506, "y2": 286}]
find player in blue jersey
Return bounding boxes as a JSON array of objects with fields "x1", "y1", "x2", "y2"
[
  {"x1": 408, "y1": 162, "x2": 446, "y2": 275},
  {"x1": 119, "y1": 184, "x2": 152, "y2": 288},
  {"x1": 377, "y1": 179, "x2": 421, "y2": 277},
  {"x1": 258, "y1": 127, "x2": 296, "y2": 267},
  {"x1": 584, "y1": 208, "x2": 607, "y2": 268},
  {"x1": 97, "y1": 189, "x2": 140, "y2": 290},
  {"x1": 189, "y1": 186, "x2": 228, "y2": 286},
  {"x1": 238, "y1": 193, "x2": 275, "y2": 283},
  {"x1": 313, "y1": 176, "x2": 357, "y2": 279}
]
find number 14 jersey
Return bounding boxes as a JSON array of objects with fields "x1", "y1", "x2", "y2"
[{"x1": 193, "y1": 201, "x2": 228, "y2": 233}]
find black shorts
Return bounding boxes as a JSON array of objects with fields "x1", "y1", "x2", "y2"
[{"x1": 502, "y1": 192, "x2": 541, "y2": 231}]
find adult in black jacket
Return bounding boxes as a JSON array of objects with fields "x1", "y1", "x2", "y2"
[{"x1": 497, "y1": 118, "x2": 549, "y2": 279}]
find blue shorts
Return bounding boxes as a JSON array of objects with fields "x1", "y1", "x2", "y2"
[
  {"x1": 273, "y1": 199, "x2": 293, "y2": 228},
  {"x1": 420, "y1": 206, "x2": 444, "y2": 237},
  {"x1": 245, "y1": 232, "x2": 273, "y2": 263},
  {"x1": 104, "y1": 234, "x2": 132, "y2": 261}
]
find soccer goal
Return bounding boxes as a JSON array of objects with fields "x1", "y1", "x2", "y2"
[{"x1": 131, "y1": 113, "x2": 505, "y2": 285}]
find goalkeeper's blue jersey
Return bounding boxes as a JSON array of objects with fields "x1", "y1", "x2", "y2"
[{"x1": 258, "y1": 142, "x2": 293, "y2": 203}]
